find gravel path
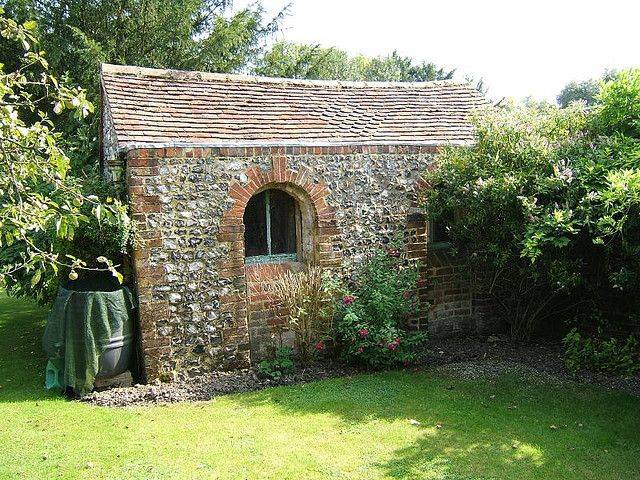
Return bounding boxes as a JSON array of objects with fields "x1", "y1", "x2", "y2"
[{"x1": 84, "y1": 337, "x2": 640, "y2": 407}]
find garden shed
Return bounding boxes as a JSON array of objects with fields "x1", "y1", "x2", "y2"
[{"x1": 100, "y1": 63, "x2": 494, "y2": 380}]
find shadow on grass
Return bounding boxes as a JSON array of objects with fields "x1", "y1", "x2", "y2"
[
  {"x1": 0, "y1": 294, "x2": 59, "y2": 403},
  {"x1": 229, "y1": 367, "x2": 640, "y2": 479}
]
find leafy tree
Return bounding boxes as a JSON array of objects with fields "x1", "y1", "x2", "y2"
[
  {"x1": 0, "y1": 10, "x2": 131, "y2": 303},
  {"x1": 254, "y1": 42, "x2": 356, "y2": 80},
  {"x1": 557, "y1": 70, "x2": 618, "y2": 107},
  {"x1": 423, "y1": 69, "x2": 640, "y2": 339},
  {"x1": 255, "y1": 41, "x2": 455, "y2": 82},
  {"x1": 357, "y1": 50, "x2": 454, "y2": 82}
]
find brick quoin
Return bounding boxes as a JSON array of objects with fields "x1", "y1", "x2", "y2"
[{"x1": 125, "y1": 149, "x2": 170, "y2": 381}]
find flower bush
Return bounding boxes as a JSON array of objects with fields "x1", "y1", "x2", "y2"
[{"x1": 333, "y1": 248, "x2": 427, "y2": 368}]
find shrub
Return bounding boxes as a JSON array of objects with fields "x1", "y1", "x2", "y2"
[
  {"x1": 333, "y1": 248, "x2": 427, "y2": 368},
  {"x1": 422, "y1": 69, "x2": 640, "y2": 339},
  {"x1": 269, "y1": 265, "x2": 337, "y2": 361},
  {"x1": 563, "y1": 328, "x2": 640, "y2": 376},
  {"x1": 257, "y1": 347, "x2": 295, "y2": 379}
]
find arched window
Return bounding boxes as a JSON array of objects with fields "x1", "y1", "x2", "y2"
[{"x1": 243, "y1": 189, "x2": 299, "y2": 263}]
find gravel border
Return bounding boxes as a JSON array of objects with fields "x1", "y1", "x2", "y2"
[
  {"x1": 83, "y1": 363, "x2": 358, "y2": 407},
  {"x1": 84, "y1": 337, "x2": 640, "y2": 407}
]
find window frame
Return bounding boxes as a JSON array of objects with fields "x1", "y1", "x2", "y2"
[{"x1": 244, "y1": 189, "x2": 299, "y2": 265}]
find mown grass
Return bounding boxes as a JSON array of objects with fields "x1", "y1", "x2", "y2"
[{"x1": 0, "y1": 294, "x2": 639, "y2": 479}]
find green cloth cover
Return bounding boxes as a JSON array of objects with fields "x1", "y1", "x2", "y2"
[{"x1": 42, "y1": 287, "x2": 134, "y2": 396}]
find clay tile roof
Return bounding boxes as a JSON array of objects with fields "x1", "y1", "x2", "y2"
[{"x1": 101, "y1": 63, "x2": 487, "y2": 149}]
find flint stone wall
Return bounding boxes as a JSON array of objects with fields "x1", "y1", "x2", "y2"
[{"x1": 117, "y1": 145, "x2": 495, "y2": 380}]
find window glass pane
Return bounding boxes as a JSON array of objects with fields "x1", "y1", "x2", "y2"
[
  {"x1": 243, "y1": 191, "x2": 268, "y2": 256},
  {"x1": 269, "y1": 189, "x2": 297, "y2": 254}
]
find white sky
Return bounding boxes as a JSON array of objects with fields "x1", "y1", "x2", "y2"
[{"x1": 233, "y1": 0, "x2": 640, "y2": 102}]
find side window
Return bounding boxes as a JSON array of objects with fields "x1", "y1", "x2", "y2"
[
  {"x1": 430, "y1": 211, "x2": 455, "y2": 245},
  {"x1": 243, "y1": 189, "x2": 298, "y2": 263}
]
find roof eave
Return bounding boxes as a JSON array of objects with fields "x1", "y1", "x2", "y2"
[{"x1": 116, "y1": 138, "x2": 473, "y2": 154}]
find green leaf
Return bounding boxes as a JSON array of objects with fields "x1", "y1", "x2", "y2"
[
  {"x1": 22, "y1": 20, "x2": 37, "y2": 31},
  {"x1": 30, "y1": 269, "x2": 41, "y2": 287}
]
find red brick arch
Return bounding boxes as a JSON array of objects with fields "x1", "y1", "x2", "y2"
[{"x1": 221, "y1": 157, "x2": 335, "y2": 228}]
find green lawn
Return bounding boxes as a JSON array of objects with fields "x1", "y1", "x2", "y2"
[{"x1": 0, "y1": 295, "x2": 639, "y2": 480}]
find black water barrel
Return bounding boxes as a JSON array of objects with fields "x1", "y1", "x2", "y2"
[{"x1": 96, "y1": 316, "x2": 133, "y2": 379}]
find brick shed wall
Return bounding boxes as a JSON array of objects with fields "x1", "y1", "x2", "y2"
[{"x1": 123, "y1": 144, "x2": 495, "y2": 380}]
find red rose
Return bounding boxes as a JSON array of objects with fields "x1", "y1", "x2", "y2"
[
  {"x1": 315, "y1": 341, "x2": 325, "y2": 351},
  {"x1": 358, "y1": 328, "x2": 369, "y2": 338},
  {"x1": 342, "y1": 295, "x2": 356, "y2": 306},
  {"x1": 403, "y1": 291, "x2": 412, "y2": 299},
  {"x1": 357, "y1": 346, "x2": 364, "y2": 353}
]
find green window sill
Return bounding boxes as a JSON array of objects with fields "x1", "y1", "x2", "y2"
[{"x1": 245, "y1": 253, "x2": 298, "y2": 265}]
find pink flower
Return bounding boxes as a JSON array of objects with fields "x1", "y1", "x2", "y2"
[
  {"x1": 315, "y1": 341, "x2": 325, "y2": 351},
  {"x1": 342, "y1": 295, "x2": 356, "y2": 306},
  {"x1": 357, "y1": 346, "x2": 364, "y2": 353},
  {"x1": 403, "y1": 291, "x2": 412, "y2": 299},
  {"x1": 358, "y1": 328, "x2": 369, "y2": 338},
  {"x1": 387, "y1": 338, "x2": 401, "y2": 351},
  {"x1": 387, "y1": 248, "x2": 401, "y2": 257}
]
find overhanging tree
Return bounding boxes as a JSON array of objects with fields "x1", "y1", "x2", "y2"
[{"x1": 0, "y1": 10, "x2": 131, "y2": 302}]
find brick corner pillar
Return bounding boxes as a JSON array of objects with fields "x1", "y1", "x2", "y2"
[
  {"x1": 125, "y1": 148, "x2": 171, "y2": 382},
  {"x1": 405, "y1": 209, "x2": 429, "y2": 331}
]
